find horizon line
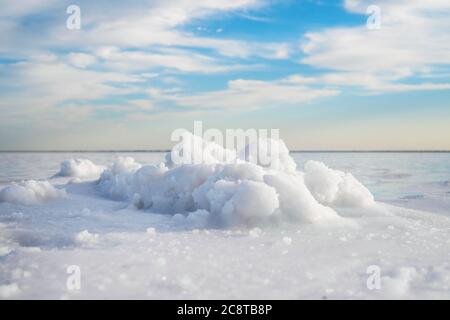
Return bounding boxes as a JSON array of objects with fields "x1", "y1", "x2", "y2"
[{"x1": 0, "y1": 150, "x2": 450, "y2": 153}]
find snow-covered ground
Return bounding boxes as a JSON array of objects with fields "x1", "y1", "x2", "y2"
[{"x1": 0, "y1": 143, "x2": 449, "y2": 299}]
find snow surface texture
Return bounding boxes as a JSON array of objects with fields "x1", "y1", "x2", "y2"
[
  {"x1": 0, "y1": 180, "x2": 66, "y2": 205},
  {"x1": 0, "y1": 136, "x2": 449, "y2": 299},
  {"x1": 98, "y1": 133, "x2": 372, "y2": 227}
]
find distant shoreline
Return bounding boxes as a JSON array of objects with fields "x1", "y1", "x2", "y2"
[{"x1": 0, "y1": 150, "x2": 449, "y2": 153}]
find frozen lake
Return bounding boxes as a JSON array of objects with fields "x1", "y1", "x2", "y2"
[
  {"x1": 1, "y1": 152, "x2": 449, "y2": 214},
  {"x1": 0, "y1": 151, "x2": 449, "y2": 299}
]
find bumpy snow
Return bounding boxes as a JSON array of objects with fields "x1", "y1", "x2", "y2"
[
  {"x1": 0, "y1": 180, "x2": 66, "y2": 205},
  {"x1": 0, "y1": 135, "x2": 449, "y2": 299},
  {"x1": 304, "y1": 160, "x2": 375, "y2": 207},
  {"x1": 98, "y1": 134, "x2": 348, "y2": 227}
]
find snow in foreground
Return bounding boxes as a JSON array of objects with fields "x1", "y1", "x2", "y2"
[{"x1": 0, "y1": 136, "x2": 449, "y2": 299}]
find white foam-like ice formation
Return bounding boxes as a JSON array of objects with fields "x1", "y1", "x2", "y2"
[
  {"x1": 166, "y1": 132, "x2": 237, "y2": 166},
  {"x1": 0, "y1": 180, "x2": 66, "y2": 205},
  {"x1": 110, "y1": 156, "x2": 142, "y2": 175},
  {"x1": 239, "y1": 137, "x2": 297, "y2": 174},
  {"x1": 97, "y1": 132, "x2": 375, "y2": 227},
  {"x1": 97, "y1": 157, "x2": 145, "y2": 201},
  {"x1": 57, "y1": 159, "x2": 106, "y2": 179},
  {"x1": 304, "y1": 160, "x2": 375, "y2": 207}
]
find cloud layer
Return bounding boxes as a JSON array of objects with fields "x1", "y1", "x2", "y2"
[{"x1": 0, "y1": 0, "x2": 449, "y2": 149}]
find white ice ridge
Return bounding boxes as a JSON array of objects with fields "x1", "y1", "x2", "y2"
[
  {"x1": 96, "y1": 132, "x2": 375, "y2": 228},
  {"x1": 0, "y1": 180, "x2": 66, "y2": 205},
  {"x1": 56, "y1": 158, "x2": 106, "y2": 179}
]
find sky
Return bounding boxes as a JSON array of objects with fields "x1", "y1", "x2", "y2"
[{"x1": 0, "y1": 0, "x2": 449, "y2": 151}]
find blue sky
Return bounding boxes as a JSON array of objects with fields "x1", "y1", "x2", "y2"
[{"x1": 0, "y1": 0, "x2": 449, "y2": 150}]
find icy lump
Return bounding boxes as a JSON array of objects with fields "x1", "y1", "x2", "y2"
[
  {"x1": 0, "y1": 180, "x2": 66, "y2": 205},
  {"x1": 96, "y1": 133, "x2": 375, "y2": 227}
]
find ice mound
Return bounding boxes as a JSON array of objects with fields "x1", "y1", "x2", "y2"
[
  {"x1": 239, "y1": 137, "x2": 297, "y2": 174},
  {"x1": 172, "y1": 209, "x2": 211, "y2": 229},
  {"x1": 304, "y1": 161, "x2": 375, "y2": 207},
  {"x1": 167, "y1": 132, "x2": 237, "y2": 166},
  {"x1": 57, "y1": 159, "x2": 106, "y2": 179},
  {"x1": 110, "y1": 156, "x2": 142, "y2": 175},
  {"x1": 97, "y1": 132, "x2": 374, "y2": 227},
  {"x1": 98, "y1": 157, "x2": 144, "y2": 201},
  {"x1": 0, "y1": 180, "x2": 66, "y2": 205}
]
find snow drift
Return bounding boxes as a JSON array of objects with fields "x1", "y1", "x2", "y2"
[
  {"x1": 96, "y1": 132, "x2": 375, "y2": 227},
  {"x1": 0, "y1": 180, "x2": 66, "y2": 205},
  {"x1": 56, "y1": 159, "x2": 106, "y2": 179}
]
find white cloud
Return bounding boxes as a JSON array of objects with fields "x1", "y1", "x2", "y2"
[
  {"x1": 0, "y1": 56, "x2": 143, "y2": 122},
  {"x1": 0, "y1": 0, "x2": 288, "y2": 62},
  {"x1": 127, "y1": 99, "x2": 155, "y2": 110},
  {"x1": 284, "y1": 72, "x2": 450, "y2": 94},
  {"x1": 165, "y1": 78, "x2": 339, "y2": 110},
  {"x1": 2, "y1": 0, "x2": 450, "y2": 151},
  {"x1": 300, "y1": 0, "x2": 450, "y2": 92},
  {"x1": 0, "y1": 0, "x2": 59, "y2": 17},
  {"x1": 93, "y1": 46, "x2": 247, "y2": 73},
  {"x1": 67, "y1": 53, "x2": 97, "y2": 69}
]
